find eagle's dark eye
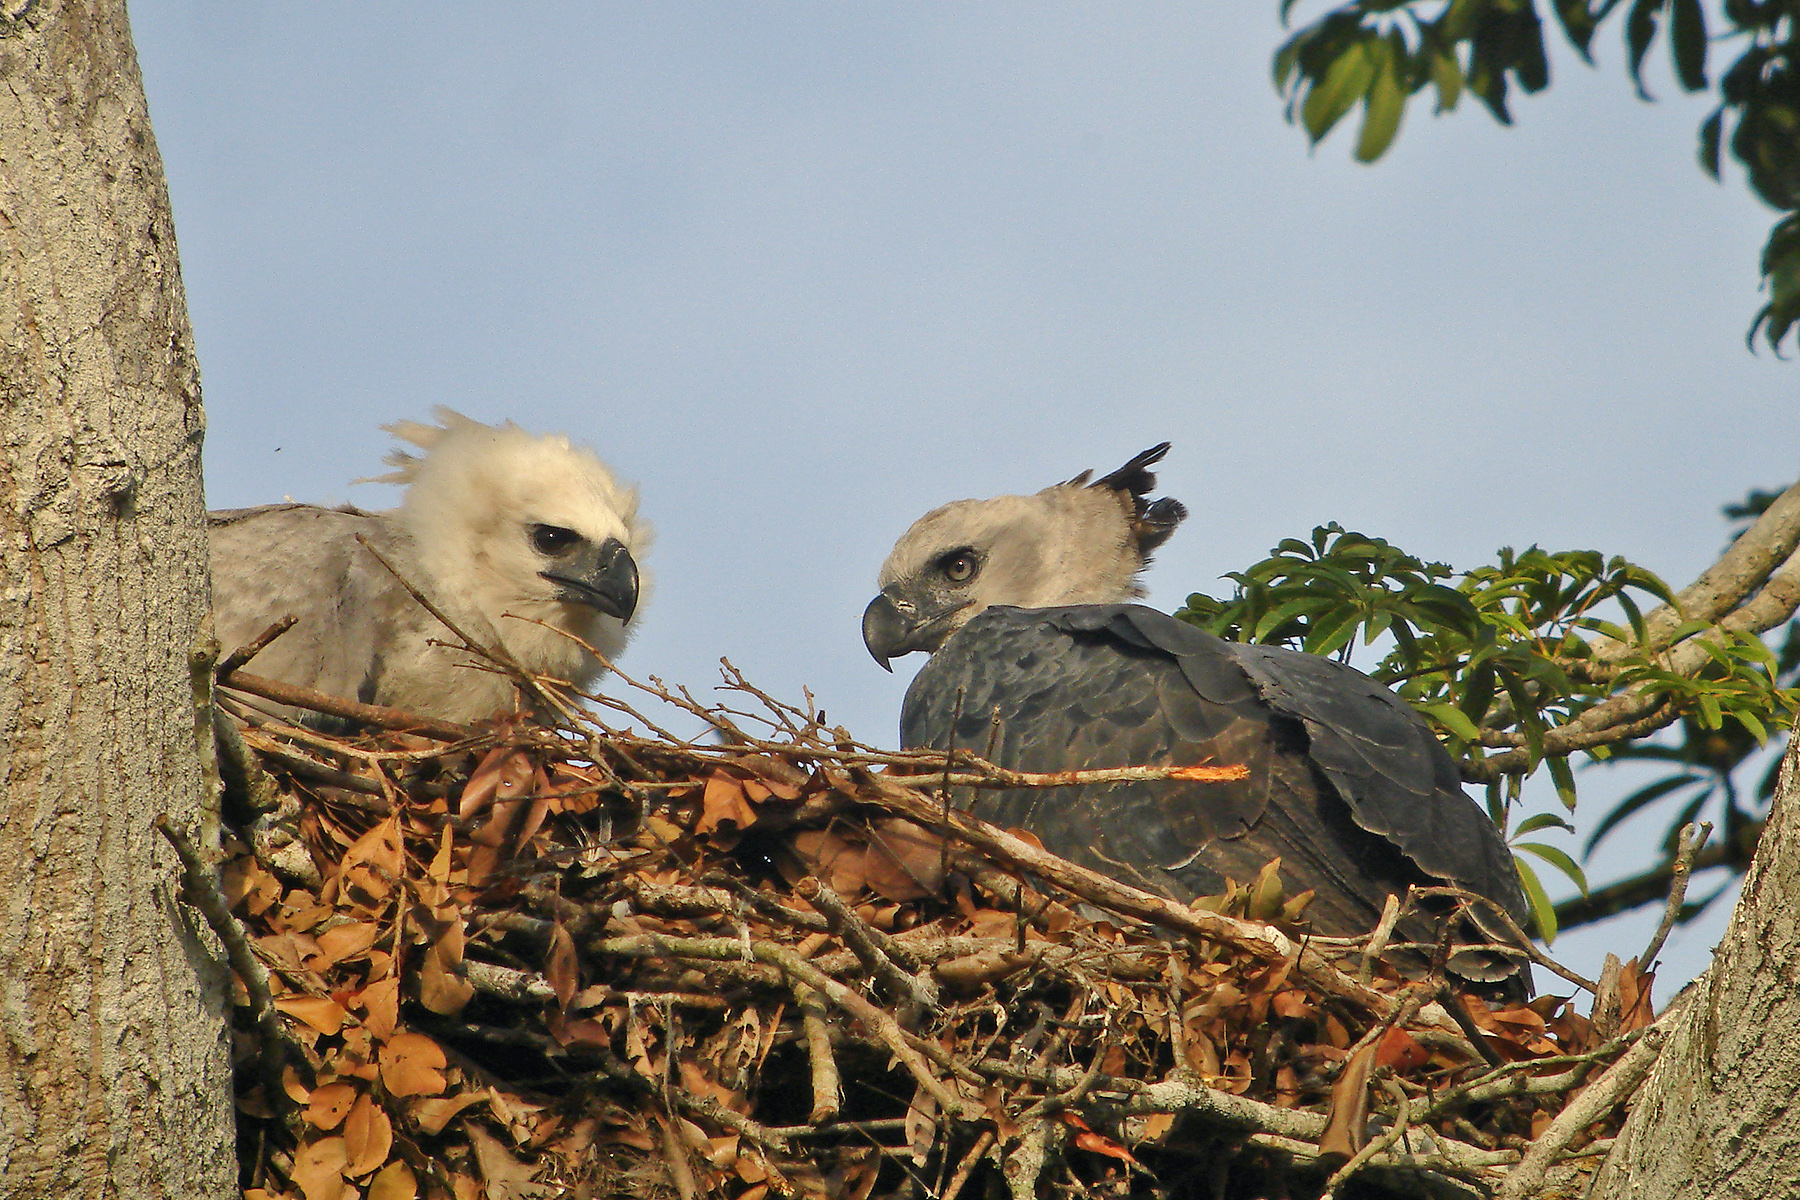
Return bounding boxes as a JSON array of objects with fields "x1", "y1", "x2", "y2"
[
  {"x1": 939, "y1": 550, "x2": 979, "y2": 583},
  {"x1": 530, "y1": 524, "x2": 581, "y2": 556}
]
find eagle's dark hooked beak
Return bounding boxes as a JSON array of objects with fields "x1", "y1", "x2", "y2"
[
  {"x1": 543, "y1": 536, "x2": 639, "y2": 621},
  {"x1": 862, "y1": 586, "x2": 972, "y2": 671},
  {"x1": 861, "y1": 591, "x2": 908, "y2": 672}
]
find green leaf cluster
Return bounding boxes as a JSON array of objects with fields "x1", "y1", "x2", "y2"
[
  {"x1": 1275, "y1": 1, "x2": 1800, "y2": 351},
  {"x1": 1174, "y1": 517, "x2": 1800, "y2": 938}
]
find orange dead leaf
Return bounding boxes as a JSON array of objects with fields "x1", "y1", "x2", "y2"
[
  {"x1": 313, "y1": 921, "x2": 382, "y2": 968},
  {"x1": 367, "y1": 1160, "x2": 418, "y2": 1200},
  {"x1": 1139, "y1": 1111, "x2": 1176, "y2": 1142},
  {"x1": 466, "y1": 1122, "x2": 542, "y2": 1199},
  {"x1": 339, "y1": 816, "x2": 404, "y2": 905},
  {"x1": 304, "y1": 1081, "x2": 359, "y2": 1130},
  {"x1": 699, "y1": 772, "x2": 759, "y2": 837},
  {"x1": 290, "y1": 1137, "x2": 349, "y2": 1200},
  {"x1": 1063, "y1": 1113, "x2": 1139, "y2": 1165},
  {"x1": 380, "y1": 1032, "x2": 448, "y2": 1098},
  {"x1": 1318, "y1": 1041, "x2": 1376, "y2": 1162},
  {"x1": 412, "y1": 1090, "x2": 489, "y2": 1135},
  {"x1": 276, "y1": 994, "x2": 349, "y2": 1036},
  {"x1": 461, "y1": 748, "x2": 535, "y2": 817},
  {"x1": 224, "y1": 856, "x2": 283, "y2": 916},
  {"x1": 545, "y1": 923, "x2": 578, "y2": 1010},
  {"x1": 429, "y1": 825, "x2": 455, "y2": 882},
  {"x1": 344, "y1": 1092, "x2": 395, "y2": 1177},
  {"x1": 355, "y1": 977, "x2": 401, "y2": 1042},
  {"x1": 1375, "y1": 1026, "x2": 1429, "y2": 1072},
  {"x1": 862, "y1": 818, "x2": 945, "y2": 902}
]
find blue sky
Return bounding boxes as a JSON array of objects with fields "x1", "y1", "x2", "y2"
[{"x1": 132, "y1": 2, "x2": 1797, "y2": 998}]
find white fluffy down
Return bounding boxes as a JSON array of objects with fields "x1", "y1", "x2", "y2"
[{"x1": 209, "y1": 408, "x2": 650, "y2": 723}]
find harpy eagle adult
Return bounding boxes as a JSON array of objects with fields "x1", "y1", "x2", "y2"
[
  {"x1": 861, "y1": 446, "x2": 1530, "y2": 987},
  {"x1": 210, "y1": 408, "x2": 648, "y2": 724}
]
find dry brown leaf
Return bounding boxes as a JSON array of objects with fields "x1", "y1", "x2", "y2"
[
  {"x1": 1317, "y1": 1041, "x2": 1376, "y2": 1162},
  {"x1": 1138, "y1": 1111, "x2": 1176, "y2": 1142},
  {"x1": 224, "y1": 856, "x2": 284, "y2": 916},
  {"x1": 412, "y1": 1090, "x2": 489, "y2": 1135},
  {"x1": 276, "y1": 994, "x2": 349, "y2": 1036},
  {"x1": 344, "y1": 1092, "x2": 395, "y2": 1177},
  {"x1": 698, "y1": 773, "x2": 758, "y2": 837},
  {"x1": 304, "y1": 1081, "x2": 359, "y2": 1130},
  {"x1": 354, "y1": 977, "x2": 401, "y2": 1042},
  {"x1": 1067, "y1": 1115, "x2": 1138, "y2": 1166},
  {"x1": 313, "y1": 921, "x2": 382, "y2": 968},
  {"x1": 367, "y1": 1160, "x2": 418, "y2": 1200},
  {"x1": 862, "y1": 818, "x2": 944, "y2": 902},
  {"x1": 290, "y1": 1137, "x2": 349, "y2": 1200},
  {"x1": 461, "y1": 748, "x2": 534, "y2": 818},
  {"x1": 545, "y1": 923, "x2": 578, "y2": 1009},
  {"x1": 429, "y1": 825, "x2": 455, "y2": 882},
  {"x1": 904, "y1": 1084, "x2": 937, "y2": 1166},
  {"x1": 258, "y1": 931, "x2": 323, "y2": 976},
  {"x1": 420, "y1": 944, "x2": 475, "y2": 1017},
  {"x1": 1375, "y1": 1025, "x2": 1429, "y2": 1072},
  {"x1": 467, "y1": 1122, "x2": 548, "y2": 1199},
  {"x1": 380, "y1": 1032, "x2": 447, "y2": 1098},
  {"x1": 339, "y1": 815, "x2": 403, "y2": 905}
]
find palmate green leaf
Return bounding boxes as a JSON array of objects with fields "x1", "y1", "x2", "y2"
[
  {"x1": 1546, "y1": 754, "x2": 1579, "y2": 811},
  {"x1": 1513, "y1": 853, "x2": 1559, "y2": 943},
  {"x1": 1668, "y1": 0, "x2": 1708, "y2": 92},
  {"x1": 1355, "y1": 36, "x2": 1410, "y2": 162},
  {"x1": 1517, "y1": 840, "x2": 1590, "y2": 894},
  {"x1": 1303, "y1": 36, "x2": 1379, "y2": 142},
  {"x1": 1750, "y1": 214, "x2": 1800, "y2": 354},
  {"x1": 1428, "y1": 46, "x2": 1463, "y2": 112},
  {"x1": 1419, "y1": 701, "x2": 1482, "y2": 742},
  {"x1": 1514, "y1": 811, "x2": 1575, "y2": 837},
  {"x1": 1625, "y1": 0, "x2": 1665, "y2": 100},
  {"x1": 1305, "y1": 604, "x2": 1367, "y2": 658}
]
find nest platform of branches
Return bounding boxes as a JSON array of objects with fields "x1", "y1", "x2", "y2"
[{"x1": 169, "y1": 644, "x2": 1680, "y2": 1200}]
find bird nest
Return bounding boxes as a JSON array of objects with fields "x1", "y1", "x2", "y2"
[{"x1": 177, "y1": 654, "x2": 1666, "y2": 1200}]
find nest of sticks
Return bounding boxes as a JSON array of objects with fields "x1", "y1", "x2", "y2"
[{"x1": 170, "y1": 631, "x2": 1681, "y2": 1200}]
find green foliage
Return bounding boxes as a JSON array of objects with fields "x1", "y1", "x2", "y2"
[
  {"x1": 1275, "y1": 1, "x2": 1800, "y2": 351},
  {"x1": 1175, "y1": 514, "x2": 1800, "y2": 936}
]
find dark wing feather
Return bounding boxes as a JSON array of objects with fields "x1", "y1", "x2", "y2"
[{"x1": 901, "y1": 604, "x2": 1529, "y2": 984}]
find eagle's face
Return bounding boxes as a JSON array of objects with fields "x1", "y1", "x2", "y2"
[
  {"x1": 863, "y1": 451, "x2": 1186, "y2": 671},
  {"x1": 395, "y1": 418, "x2": 650, "y2": 674},
  {"x1": 525, "y1": 522, "x2": 638, "y2": 621},
  {"x1": 862, "y1": 493, "x2": 1112, "y2": 670}
]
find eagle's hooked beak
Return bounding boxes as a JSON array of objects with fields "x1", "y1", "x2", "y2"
[
  {"x1": 862, "y1": 586, "x2": 972, "y2": 671},
  {"x1": 543, "y1": 536, "x2": 639, "y2": 621}
]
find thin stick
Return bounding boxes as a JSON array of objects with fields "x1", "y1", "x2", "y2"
[
  {"x1": 795, "y1": 877, "x2": 939, "y2": 1014},
  {"x1": 154, "y1": 814, "x2": 306, "y2": 1124},
  {"x1": 793, "y1": 981, "x2": 842, "y2": 1125},
  {"x1": 217, "y1": 615, "x2": 298, "y2": 678},
  {"x1": 1640, "y1": 821, "x2": 1709, "y2": 966},
  {"x1": 221, "y1": 669, "x2": 474, "y2": 741}
]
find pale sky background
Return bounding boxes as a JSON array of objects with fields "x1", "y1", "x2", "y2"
[{"x1": 132, "y1": 2, "x2": 1797, "y2": 1001}]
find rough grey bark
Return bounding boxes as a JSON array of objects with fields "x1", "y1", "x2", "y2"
[
  {"x1": 1592, "y1": 734, "x2": 1800, "y2": 1200},
  {"x1": 0, "y1": 0, "x2": 234, "y2": 1196}
]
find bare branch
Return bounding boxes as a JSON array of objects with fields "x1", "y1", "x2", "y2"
[{"x1": 1592, "y1": 479, "x2": 1800, "y2": 662}]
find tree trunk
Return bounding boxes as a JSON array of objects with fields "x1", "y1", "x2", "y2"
[
  {"x1": 1592, "y1": 734, "x2": 1800, "y2": 1199},
  {"x1": 0, "y1": 1, "x2": 233, "y2": 1196}
]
